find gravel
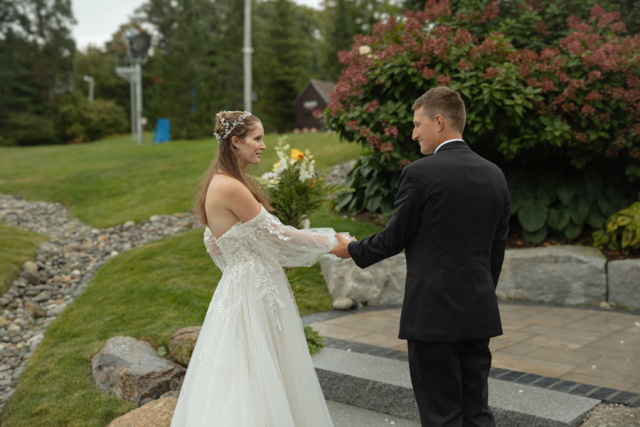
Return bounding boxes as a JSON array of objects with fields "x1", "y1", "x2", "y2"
[{"x1": 580, "y1": 403, "x2": 640, "y2": 427}]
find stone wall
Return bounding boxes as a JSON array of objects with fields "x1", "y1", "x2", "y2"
[
  {"x1": 608, "y1": 260, "x2": 640, "y2": 310},
  {"x1": 320, "y1": 247, "x2": 640, "y2": 310},
  {"x1": 496, "y1": 246, "x2": 607, "y2": 306}
]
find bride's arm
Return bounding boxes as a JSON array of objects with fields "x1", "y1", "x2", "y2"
[{"x1": 256, "y1": 215, "x2": 341, "y2": 267}]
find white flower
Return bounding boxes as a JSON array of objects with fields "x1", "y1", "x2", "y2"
[{"x1": 359, "y1": 45, "x2": 372, "y2": 55}]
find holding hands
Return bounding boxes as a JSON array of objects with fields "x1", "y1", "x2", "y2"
[{"x1": 330, "y1": 233, "x2": 356, "y2": 259}]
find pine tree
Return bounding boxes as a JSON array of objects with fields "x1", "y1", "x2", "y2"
[
  {"x1": 0, "y1": 0, "x2": 76, "y2": 144},
  {"x1": 142, "y1": 0, "x2": 219, "y2": 139},
  {"x1": 322, "y1": 0, "x2": 353, "y2": 81},
  {"x1": 318, "y1": 0, "x2": 401, "y2": 81},
  {"x1": 261, "y1": 0, "x2": 309, "y2": 132},
  {"x1": 214, "y1": 0, "x2": 246, "y2": 111}
]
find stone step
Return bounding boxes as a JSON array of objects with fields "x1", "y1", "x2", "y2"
[
  {"x1": 327, "y1": 400, "x2": 420, "y2": 426},
  {"x1": 313, "y1": 348, "x2": 600, "y2": 427}
]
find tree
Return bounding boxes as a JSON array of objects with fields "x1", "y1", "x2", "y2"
[
  {"x1": 321, "y1": 0, "x2": 354, "y2": 81},
  {"x1": 214, "y1": 0, "x2": 247, "y2": 111},
  {"x1": 317, "y1": 0, "x2": 402, "y2": 81},
  {"x1": 0, "y1": 0, "x2": 76, "y2": 145},
  {"x1": 403, "y1": 0, "x2": 425, "y2": 11},
  {"x1": 260, "y1": 0, "x2": 310, "y2": 132},
  {"x1": 73, "y1": 46, "x2": 130, "y2": 110},
  {"x1": 136, "y1": 0, "x2": 220, "y2": 139}
]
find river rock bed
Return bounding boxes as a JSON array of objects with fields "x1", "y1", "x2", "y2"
[{"x1": 0, "y1": 194, "x2": 201, "y2": 410}]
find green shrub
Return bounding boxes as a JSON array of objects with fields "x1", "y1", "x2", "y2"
[
  {"x1": 593, "y1": 198, "x2": 640, "y2": 254},
  {"x1": 2, "y1": 113, "x2": 58, "y2": 146},
  {"x1": 509, "y1": 170, "x2": 632, "y2": 243},
  {"x1": 57, "y1": 93, "x2": 128, "y2": 143},
  {"x1": 0, "y1": 135, "x2": 17, "y2": 147},
  {"x1": 324, "y1": 2, "x2": 639, "y2": 244}
]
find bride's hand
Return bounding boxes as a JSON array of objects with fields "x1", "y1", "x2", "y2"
[{"x1": 330, "y1": 233, "x2": 355, "y2": 259}]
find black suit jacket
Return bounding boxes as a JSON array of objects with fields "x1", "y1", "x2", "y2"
[{"x1": 348, "y1": 140, "x2": 510, "y2": 342}]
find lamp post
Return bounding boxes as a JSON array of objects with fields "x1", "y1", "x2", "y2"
[
  {"x1": 115, "y1": 29, "x2": 151, "y2": 145},
  {"x1": 243, "y1": 0, "x2": 253, "y2": 112}
]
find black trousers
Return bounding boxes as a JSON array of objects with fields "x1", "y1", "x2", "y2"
[{"x1": 407, "y1": 339, "x2": 495, "y2": 427}]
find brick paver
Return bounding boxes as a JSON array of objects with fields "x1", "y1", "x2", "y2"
[{"x1": 310, "y1": 302, "x2": 640, "y2": 392}]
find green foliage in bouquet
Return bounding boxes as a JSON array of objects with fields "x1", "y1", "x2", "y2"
[
  {"x1": 593, "y1": 197, "x2": 640, "y2": 254},
  {"x1": 304, "y1": 325, "x2": 325, "y2": 355},
  {"x1": 259, "y1": 137, "x2": 346, "y2": 228}
]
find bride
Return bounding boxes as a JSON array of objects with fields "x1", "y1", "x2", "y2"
[{"x1": 170, "y1": 110, "x2": 352, "y2": 426}]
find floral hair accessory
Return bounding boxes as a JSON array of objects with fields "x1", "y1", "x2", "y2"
[{"x1": 214, "y1": 110, "x2": 252, "y2": 143}]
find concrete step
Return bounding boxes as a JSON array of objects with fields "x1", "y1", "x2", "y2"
[
  {"x1": 327, "y1": 400, "x2": 420, "y2": 426},
  {"x1": 314, "y1": 348, "x2": 600, "y2": 427}
]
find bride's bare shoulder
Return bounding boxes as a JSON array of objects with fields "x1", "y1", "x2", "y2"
[{"x1": 208, "y1": 174, "x2": 246, "y2": 194}]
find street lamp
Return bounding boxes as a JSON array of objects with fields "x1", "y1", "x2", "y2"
[{"x1": 115, "y1": 28, "x2": 151, "y2": 145}]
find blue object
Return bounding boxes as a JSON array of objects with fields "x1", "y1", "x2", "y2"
[{"x1": 154, "y1": 118, "x2": 170, "y2": 144}]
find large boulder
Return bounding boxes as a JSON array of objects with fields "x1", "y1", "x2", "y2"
[
  {"x1": 168, "y1": 326, "x2": 201, "y2": 367},
  {"x1": 319, "y1": 254, "x2": 406, "y2": 306},
  {"x1": 608, "y1": 259, "x2": 640, "y2": 310},
  {"x1": 496, "y1": 246, "x2": 607, "y2": 305},
  {"x1": 91, "y1": 336, "x2": 185, "y2": 406},
  {"x1": 106, "y1": 397, "x2": 177, "y2": 427}
]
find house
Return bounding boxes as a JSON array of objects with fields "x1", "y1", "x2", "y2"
[{"x1": 293, "y1": 79, "x2": 335, "y2": 132}]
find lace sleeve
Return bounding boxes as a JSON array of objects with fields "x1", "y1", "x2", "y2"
[
  {"x1": 254, "y1": 210, "x2": 338, "y2": 268},
  {"x1": 204, "y1": 227, "x2": 227, "y2": 272}
]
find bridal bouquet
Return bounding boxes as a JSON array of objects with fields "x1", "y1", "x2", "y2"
[{"x1": 259, "y1": 137, "x2": 342, "y2": 228}]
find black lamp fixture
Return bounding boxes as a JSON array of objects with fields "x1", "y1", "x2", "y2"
[{"x1": 126, "y1": 29, "x2": 151, "y2": 61}]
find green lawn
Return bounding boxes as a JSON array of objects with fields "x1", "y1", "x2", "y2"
[
  {"x1": 0, "y1": 207, "x2": 382, "y2": 426},
  {"x1": 0, "y1": 132, "x2": 363, "y2": 228},
  {"x1": 0, "y1": 224, "x2": 48, "y2": 295}
]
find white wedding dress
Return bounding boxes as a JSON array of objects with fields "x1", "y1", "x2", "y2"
[{"x1": 170, "y1": 205, "x2": 337, "y2": 426}]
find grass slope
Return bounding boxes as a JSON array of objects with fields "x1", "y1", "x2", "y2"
[
  {"x1": 0, "y1": 224, "x2": 48, "y2": 295},
  {"x1": 0, "y1": 132, "x2": 363, "y2": 228}
]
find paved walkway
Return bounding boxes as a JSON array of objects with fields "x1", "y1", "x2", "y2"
[{"x1": 309, "y1": 302, "x2": 640, "y2": 394}]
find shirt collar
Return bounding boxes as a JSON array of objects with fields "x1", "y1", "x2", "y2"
[{"x1": 434, "y1": 139, "x2": 465, "y2": 154}]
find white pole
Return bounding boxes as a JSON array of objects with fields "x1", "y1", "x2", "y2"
[
  {"x1": 131, "y1": 81, "x2": 136, "y2": 141},
  {"x1": 83, "y1": 76, "x2": 94, "y2": 102},
  {"x1": 243, "y1": 0, "x2": 253, "y2": 112},
  {"x1": 135, "y1": 62, "x2": 143, "y2": 145},
  {"x1": 130, "y1": 77, "x2": 136, "y2": 142}
]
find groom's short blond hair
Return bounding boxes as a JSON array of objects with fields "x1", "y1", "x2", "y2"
[{"x1": 412, "y1": 87, "x2": 466, "y2": 134}]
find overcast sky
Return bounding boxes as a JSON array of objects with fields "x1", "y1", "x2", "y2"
[{"x1": 72, "y1": 0, "x2": 323, "y2": 50}]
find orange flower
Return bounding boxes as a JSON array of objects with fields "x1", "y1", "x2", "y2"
[{"x1": 291, "y1": 149, "x2": 305, "y2": 161}]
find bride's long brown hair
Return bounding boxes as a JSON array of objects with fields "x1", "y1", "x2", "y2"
[{"x1": 194, "y1": 111, "x2": 272, "y2": 226}]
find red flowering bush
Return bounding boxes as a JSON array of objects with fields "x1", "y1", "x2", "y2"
[{"x1": 324, "y1": 1, "x2": 640, "y2": 242}]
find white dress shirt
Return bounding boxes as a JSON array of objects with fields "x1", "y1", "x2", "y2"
[{"x1": 434, "y1": 139, "x2": 464, "y2": 154}]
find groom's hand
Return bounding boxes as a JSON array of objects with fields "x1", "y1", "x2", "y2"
[{"x1": 330, "y1": 234, "x2": 355, "y2": 259}]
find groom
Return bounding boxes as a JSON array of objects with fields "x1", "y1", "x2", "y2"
[{"x1": 333, "y1": 86, "x2": 510, "y2": 427}]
